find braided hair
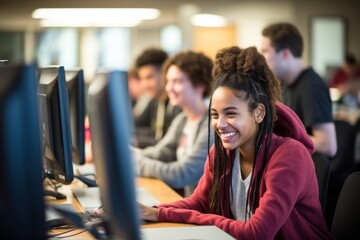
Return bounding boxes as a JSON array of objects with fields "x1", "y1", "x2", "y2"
[{"x1": 208, "y1": 46, "x2": 280, "y2": 219}]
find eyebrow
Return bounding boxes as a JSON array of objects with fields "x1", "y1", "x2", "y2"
[{"x1": 211, "y1": 106, "x2": 240, "y2": 111}]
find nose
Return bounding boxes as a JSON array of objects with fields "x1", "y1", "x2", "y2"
[{"x1": 215, "y1": 115, "x2": 228, "y2": 129}]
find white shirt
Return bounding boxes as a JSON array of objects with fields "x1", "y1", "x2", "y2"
[{"x1": 230, "y1": 150, "x2": 252, "y2": 221}]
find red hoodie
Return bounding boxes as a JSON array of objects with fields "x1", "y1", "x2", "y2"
[{"x1": 158, "y1": 102, "x2": 333, "y2": 240}]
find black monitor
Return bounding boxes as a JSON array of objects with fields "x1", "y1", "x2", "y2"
[
  {"x1": 65, "y1": 68, "x2": 85, "y2": 165},
  {"x1": 38, "y1": 66, "x2": 74, "y2": 188},
  {"x1": 88, "y1": 70, "x2": 141, "y2": 240},
  {"x1": 0, "y1": 63, "x2": 46, "y2": 239}
]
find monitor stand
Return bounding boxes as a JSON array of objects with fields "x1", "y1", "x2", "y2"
[
  {"x1": 44, "y1": 189, "x2": 67, "y2": 200},
  {"x1": 43, "y1": 172, "x2": 67, "y2": 200}
]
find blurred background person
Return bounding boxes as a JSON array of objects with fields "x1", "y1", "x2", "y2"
[
  {"x1": 329, "y1": 53, "x2": 360, "y2": 108},
  {"x1": 328, "y1": 53, "x2": 360, "y2": 96},
  {"x1": 133, "y1": 48, "x2": 181, "y2": 148},
  {"x1": 133, "y1": 50, "x2": 213, "y2": 197},
  {"x1": 260, "y1": 22, "x2": 337, "y2": 157},
  {"x1": 127, "y1": 67, "x2": 142, "y2": 107}
]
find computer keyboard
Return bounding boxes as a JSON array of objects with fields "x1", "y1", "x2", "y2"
[
  {"x1": 45, "y1": 204, "x2": 103, "y2": 229},
  {"x1": 72, "y1": 187, "x2": 160, "y2": 211},
  {"x1": 78, "y1": 211, "x2": 103, "y2": 224}
]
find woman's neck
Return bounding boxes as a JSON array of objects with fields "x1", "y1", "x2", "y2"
[{"x1": 239, "y1": 147, "x2": 254, "y2": 179}]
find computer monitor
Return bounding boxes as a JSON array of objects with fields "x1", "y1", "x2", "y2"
[
  {"x1": 0, "y1": 63, "x2": 46, "y2": 239},
  {"x1": 88, "y1": 70, "x2": 141, "y2": 240},
  {"x1": 38, "y1": 66, "x2": 74, "y2": 188},
  {"x1": 65, "y1": 68, "x2": 85, "y2": 165}
]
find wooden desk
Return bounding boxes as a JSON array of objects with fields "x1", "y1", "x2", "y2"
[
  {"x1": 333, "y1": 105, "x2": 360, "y2": 125},
  {"x1": 46, "y1": 177, "x2": 191, "y2": 239},
  {"x1": 137, "y1": 178, "x2": 192, "y2": 229}
]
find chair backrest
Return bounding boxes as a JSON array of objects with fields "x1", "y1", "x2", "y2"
[
  {"x1": 312, "y1": 153, "x2": 330, "y2": 213},
  {"x1": 325, "y1": 120, "x2": 356, "y2": 227},
  {"x1": 353, "y1": 118, "x2": 360, "y2": 171},
  {"x1": 331, "y1": 171, "x2": 360, "y2": 239},
  {"x1": 329, "y1": 120, "x2": 355, "y2": 194}
]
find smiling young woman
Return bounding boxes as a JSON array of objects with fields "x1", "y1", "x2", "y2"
[{"x1": 140, "y1": 46, "x2": 333, "y2": 240}]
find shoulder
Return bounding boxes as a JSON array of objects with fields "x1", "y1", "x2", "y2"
[
  {"x1": 170, "y1": 112, "x2": 187, "y2": 125},
  {"x1": 269, "y1": 135, "x2": 313, "y2": 168}
]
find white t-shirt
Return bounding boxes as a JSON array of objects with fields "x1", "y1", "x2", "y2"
[
  {"x1": 230, "y1": 150, "x2": 252, "y2": 221},
  {"x1": 176, "y1": 121, "x2": 198, "y2": 158},
  {"x1": 176, "y1": 120, "x2": 200, "y2": 196}
]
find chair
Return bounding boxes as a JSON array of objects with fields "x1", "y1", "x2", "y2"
[
  {"x1": 331, "y1": 171, "x2": 360, "y2": 239},
  {"x1": 325, "y1": 120, "x2": 356, "y2": 227},
  {"x1": 312, "y1": 153, "x2": 330, "y2": 213},
  {"x1": 352, "y1": 118, "x2": 360, "y2": 171}
]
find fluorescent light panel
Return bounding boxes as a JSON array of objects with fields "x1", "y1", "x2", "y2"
[
  {"x1": 191, "y1": 13, "x2": 227, "y2": 27},
  {"x1": 32, "y1": 8, "x2": 160, "y2": 27},
  {"x1": 40, "y1": 19, "x2": 142, "y2": 28}
]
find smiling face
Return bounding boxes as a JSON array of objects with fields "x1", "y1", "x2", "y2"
[
  {"x1": 211, "y1": 86, "x2": 264, "y2": 152},
  {"x1": 165, "y1": 65, "x2": 204, "y2": 108}
]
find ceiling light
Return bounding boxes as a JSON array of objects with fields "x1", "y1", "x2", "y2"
[
  {"x1": 191, "y1": 14, "x2": 227, "y2": 27},
  {"x1": 39, "y1": 18, "x2": 142, "y2": 28},
  {"x1": 32, "y1": 8, "x2": 160, "y2": 20},
  {"x1": 32, "y1": 8, "x2": 160, "y2": 27}
]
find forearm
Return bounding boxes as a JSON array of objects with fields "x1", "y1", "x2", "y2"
[{"x1": 311, "y1": 122, "x2": 337, "y2": 157}]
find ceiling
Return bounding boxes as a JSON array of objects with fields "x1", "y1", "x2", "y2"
[{"x1": 0, "y1": 0, "x2": 244, "y2": 30}]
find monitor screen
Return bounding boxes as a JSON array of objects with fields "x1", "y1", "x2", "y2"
[
  {"x1": 38, "y1": 66, "x2": 74, "y2": 185},
  {"x1": 88, "y1": 70, "x2": 141, "y2": 240},
  {"x1": 0, "y1": 63, "x2": 46, "y2": 239},
  {"x1": 65, "y1": 68, "x2": 85, "y2": 165}
]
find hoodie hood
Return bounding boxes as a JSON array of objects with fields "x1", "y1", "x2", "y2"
[{"x1": 273, "y1": 102, "x2": 314, "y2": 155}]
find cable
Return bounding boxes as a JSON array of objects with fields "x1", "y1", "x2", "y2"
[
  {"x1": 47, "y1": 227, "x2": 78, "y2": 238},
  {"x1": 51, "y1": 229, "x2": 88, "y2": 238}
]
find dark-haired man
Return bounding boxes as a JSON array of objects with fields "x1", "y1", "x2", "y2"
[
  {"x1": 260, "y1": 23, "x2": 337, "y2": 157},
  {"x1": 133, "y1": 48, "x2": 181, "y2": 148}
]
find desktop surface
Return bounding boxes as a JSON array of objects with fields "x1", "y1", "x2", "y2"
[
  {"x1": 46, "y1": 177, "x2": 190, "y2": 239},
  {"x1": 141, "y1": 225, "x2": 235, "y2": 240}
]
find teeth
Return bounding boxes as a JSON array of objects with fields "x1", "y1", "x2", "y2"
[{"x1": 222, "y1": 132, "x2": 236, "y2": 137}]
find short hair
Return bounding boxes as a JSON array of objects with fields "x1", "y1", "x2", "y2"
[
  {"x1": 262, "y1": 23, "x2": 303, "y2": 57},
  {"x1": 345, "y1": 53, "x2": 357, "y2": 66},
  {"x1": 162, "y1": 51, "x2": 213, "y2": 98},
  {"x1": 135, "y1": 48, "x2": 168, "y2": 70}
]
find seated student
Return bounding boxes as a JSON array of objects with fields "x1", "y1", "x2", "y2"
[
  {"x1": 328, "y1": 53, "x2": 360, "y2": 96},
  {"x1": 127, "y1": 67, "x2": 142, "y2": 107},
  {"x1": 140, "y1": 46, "x2": 333, "y2": 239},
  {"x1": 133, "y1": 50, "x2": 214, "y2": 197},
  {"x1": 133, "y1": 48, "x2": 181, "y2": 148}
]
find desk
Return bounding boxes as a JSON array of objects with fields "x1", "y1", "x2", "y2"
[
  {"x1": 46, "y1": 177, "x2": 191, "y2": 239},
  {"x1": 333, "y1": 105, "x2": 360, "y2": 125}
]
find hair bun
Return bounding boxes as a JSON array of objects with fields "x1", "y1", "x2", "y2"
[{"x1": 213, "y1": 46, "x2": 241, "y2": 79}]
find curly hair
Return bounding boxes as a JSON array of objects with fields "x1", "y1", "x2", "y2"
[
  {"x1": 135, "y1": 48, "x2": 168, "y2": 70},
  {"x1": 208, "y1": 46, "x2": 281, "y2": 219},
  {"x1": 262, "y1": 23, "x2": 303, "y2": 57},
  {"x1": 162, "y1": 51, "x2": 213, "y2": 98}
]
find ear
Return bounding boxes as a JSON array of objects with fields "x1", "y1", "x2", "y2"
[
  {"x1": 195, "y1": 84, "x2": 206, "y2": 96},
  {"x1": 283, "y1": 48, "x2": 292, "y2": 60},
  {"x1": 255, "y1": 103, "x2": 266, "y2": 124}
]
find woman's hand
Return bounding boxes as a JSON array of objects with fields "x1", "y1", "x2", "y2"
[{"x1": 138, "y1": 203, "x2": 159, "y2": 222}]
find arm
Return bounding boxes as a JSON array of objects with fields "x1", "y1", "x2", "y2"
[
  {"x1": 158, "y1": 141, "x2": 314, "y2": 240},
  {"x1": 302, "y1": 75, "x2": 337, "y2": 157},
  {"x1": 140, "y1": 148, "x2": 216, "y2": 221},
  {"x1": 134, "y1": 113, "x2": 185, "y2": 163},
  {"x1": 134, "y1": 116, "x2": 213, "y2": 189},
  {"x1": 311, "y1": 122, "x2": 337, "y2": 157}
]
